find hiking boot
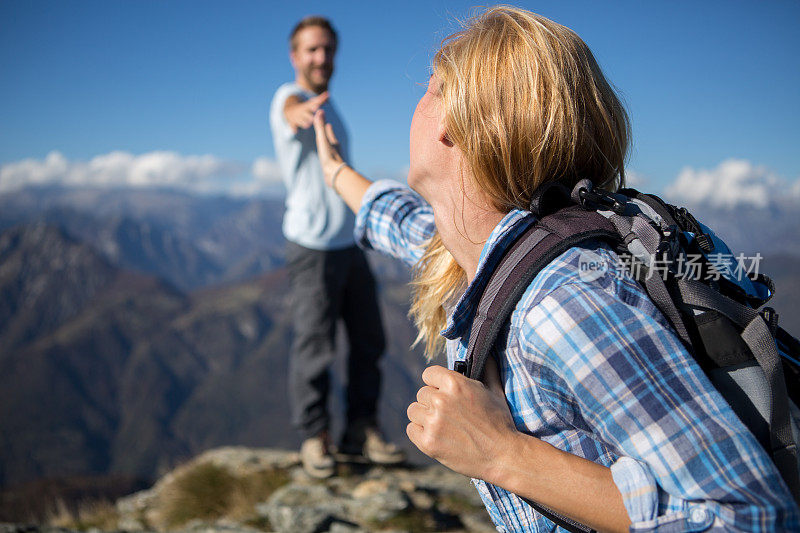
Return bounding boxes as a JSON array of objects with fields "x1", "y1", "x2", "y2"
[
  {"x1": 340, "y1": 424, "x2": 406, "y2": 465},
  {"x1": 300, "y1": 433, "x2": 335, "y2": 479}
]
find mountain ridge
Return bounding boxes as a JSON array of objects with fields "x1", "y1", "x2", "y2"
[{"x1": 0, "y1": 220, "x2": 428, "y2": 494}]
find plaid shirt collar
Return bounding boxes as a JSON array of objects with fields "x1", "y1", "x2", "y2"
[{"x1": 441, "y1": 209, "x2": 536, "y2": 340}]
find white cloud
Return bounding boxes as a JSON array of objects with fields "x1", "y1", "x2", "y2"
[
  {"x1": 220, "y1": 157, "x2": 286, "y2": 197},
  {"x1": 0, "y1": 151, "x2": 287, "y2": 196},
  {"x1": 0, "y1": 151, "x2": 71, "y2": 190},
  {"x1": 252, "y1": 157, "x2": 282, "y2": 184},
  {"x1": 0, "y1": 150, "x2": 240, "y2": 192},
  {"x1": 624, "y1": 169, "x2": 647, "y2": 188},
  {"x1": 663, "y1": 159, "x2": 800, "y2": 210},
  {"x1": 84, "y1": 151, "x2": 240, "y2": 188}
]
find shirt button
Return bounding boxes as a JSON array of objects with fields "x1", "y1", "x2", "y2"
[{"x1": 687, "y1": 505, "x2": 713, "y2": 529}]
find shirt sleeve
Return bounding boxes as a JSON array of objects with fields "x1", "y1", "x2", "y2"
[
  {"x1": 354, "y1": 180, "x2": 436, "y2": 268},
  {"x1": 269, "y1": 85, "x2": 304, "y2": 142},
  {"x1": 472, "y1": 480, "x2": 514, "y2": 532},
  {"x1": 520, "y1": 279, "x2": 800, "y2": 531}
]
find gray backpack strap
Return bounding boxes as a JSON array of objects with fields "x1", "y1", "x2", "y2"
[
  {"x1": 640, "y1": 270, "x2": 693, "y2": 349},
  {"x1": 518, "y1": 499, "x2": 596, "y2": 533},
  {"x1": 584, "y1": 185, "x2": 695, "y2": 349},
  {"x1": 463, "y1": 208, "x2": 619, "y2": 382},
  {"x1": 742, "y1": 318, "x2": 800, "y2": 502},
  {"x1": 459, "y1": 208, "x2": 619, "y2": 533},
  {"x1": 677, "y1": 278, "x2": 800, "y2": 503}
]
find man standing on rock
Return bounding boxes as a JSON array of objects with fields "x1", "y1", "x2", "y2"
[{"x1": 269, "y1": 16, "x2": 404, "y2": 478}]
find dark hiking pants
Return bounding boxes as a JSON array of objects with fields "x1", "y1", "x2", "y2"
[{"x1": 285, "y1": 242, "x2": 386, "y2": 439}]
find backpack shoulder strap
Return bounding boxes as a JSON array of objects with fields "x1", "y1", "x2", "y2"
[
  {"x1": 676, "y1": 278, "x2": 800, "y2": 504},
  {"x1": 463, "y1": 207, "x2": 619, "y2": 381},
  {"x1": 459, "y1": 207, "x2": 616, "y2": 533}
]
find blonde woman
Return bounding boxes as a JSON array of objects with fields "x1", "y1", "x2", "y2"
[{"x1": 313, "y1": 6, "x2": 798, "y2": 532}]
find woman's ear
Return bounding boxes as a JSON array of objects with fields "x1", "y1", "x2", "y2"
[{"x1": 438, "y1": 125, "x2": 454, "y2": 147}]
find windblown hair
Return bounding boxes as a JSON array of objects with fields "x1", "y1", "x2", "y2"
[
  {"x1": 289, "y1": 16, "x2": 337, "y2": 50},
  {"x1": 410, "y1": 6, "x2": 630, "y2": 358}
]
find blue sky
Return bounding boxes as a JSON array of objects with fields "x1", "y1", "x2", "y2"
[{"x1": 1, "y1": 0, "x2": 799, "y2": 199}]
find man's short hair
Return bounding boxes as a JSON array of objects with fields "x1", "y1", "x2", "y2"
[{"x1": 289, "y1": 16, "x2": 338, "y2": 50}]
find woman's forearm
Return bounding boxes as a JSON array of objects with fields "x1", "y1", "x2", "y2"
[
  {"x1": 331, "y1": 164, "x2": 371, "y2": 214},
  {"x1": 490, "y1": 432, "x2": 631, "y2": 533},
  {"x1": 313, "y1": 109, "x2": 371, "y2": 213}
]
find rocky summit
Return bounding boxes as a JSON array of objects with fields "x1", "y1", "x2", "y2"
[{"x1": 2, "y1": 446, "x2": 496, "y2": 533}]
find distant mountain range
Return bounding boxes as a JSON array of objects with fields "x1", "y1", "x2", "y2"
[
  {"x1": 0, "y1": 185, "x2": 797, "y2": 501},
  {"x1": 676, "y1": 202, "x2": 800, "y2": 259},
  {"x1": 0, "y1": 186, "x2": 287, "y2": 290},
  {"x1": 0, "y1": 187, "x2": 430, "y2": 495}
]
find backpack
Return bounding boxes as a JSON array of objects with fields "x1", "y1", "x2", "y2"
[{"x1": 456, "y1": 179, "x2": 800, "y2": 532}]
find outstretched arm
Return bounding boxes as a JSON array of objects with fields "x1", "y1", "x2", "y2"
[
  {"x1": 283, "y1": 91, "x2": 329, "y2": 132},
  {"x1": 313, "y1": 109, "x2": 371, "y2": 213},
  {"x1": 407, "y1": 360, "x2": 631, "y2": 533}
]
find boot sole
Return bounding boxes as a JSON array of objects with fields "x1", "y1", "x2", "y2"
[
  {"x1": 334, "y1": 450, "x2": 405, "y2": 465},
  {"x1": 303, "y1": 463, "x2": 335, "y2": 478}
]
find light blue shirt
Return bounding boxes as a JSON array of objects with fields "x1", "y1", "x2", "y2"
[{"x1": 269, "y1": 82, "x2": 355, "y2": 250}]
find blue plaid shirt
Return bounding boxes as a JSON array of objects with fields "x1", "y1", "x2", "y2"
[{"x1": 355, "y1": 181, "x2": 799, "y2": 532}]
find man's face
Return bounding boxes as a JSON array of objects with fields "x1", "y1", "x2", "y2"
[{"x1": 290, "y1": 26, "x2": 336, "y2": 93}]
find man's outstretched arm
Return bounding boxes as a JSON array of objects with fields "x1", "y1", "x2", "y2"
[{"x1": 284, "y1": 91, "x2": 329, "y2": 132}]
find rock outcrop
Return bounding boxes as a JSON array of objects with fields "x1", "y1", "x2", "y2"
[{"x1": 47, "y1": 446, "x2": 496, "y2": 533}]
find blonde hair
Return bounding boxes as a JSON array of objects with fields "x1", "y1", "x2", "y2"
[{"x1": 410, "y1": 6, "x2": 630, "y2": 358}]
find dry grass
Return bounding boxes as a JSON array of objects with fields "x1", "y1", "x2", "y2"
[
  {"x1": 368, "y1": 507, "x2": 438, "y2": 532},
  {"x1": 160, "y1": 463, "x2": 237, "y2": 527},
  {"x1": 47, "y1": 498, "x2": 120, "y2": 531},
  {"x1": 228, "y1": 468, "x2": 291, "y2": 520},
  {"x1": 159, "y1": 462, "x2": 290, "y2": 528},
  {"x1": 44, "y1": 498, "x2": 73, "y2": 528}
]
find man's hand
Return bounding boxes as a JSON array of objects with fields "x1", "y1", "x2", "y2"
[
  {"x1": 406, "y1": 360, "x2": 518, "y2": 483},
  {"x1": 284, "y1": 91, "x2": 329, "y2": 132}
]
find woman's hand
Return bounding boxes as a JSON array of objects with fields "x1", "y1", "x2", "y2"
[
  {"x1": 312, "y1": 109, "x2": 372, "y2": 213},
  {"x1": 313, "y1": 109, "x2": 346, "y2": 187},
  {"x1": 408, "y1": 361, "x2": 631, "y2": 532},
  {"x1": 406, "y1": 360, "x2": 518, "y2": 483}
]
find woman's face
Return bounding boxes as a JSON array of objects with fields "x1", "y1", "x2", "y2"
[{"x1": 407, "y1": 75, "x2": 450, "y2": 202}]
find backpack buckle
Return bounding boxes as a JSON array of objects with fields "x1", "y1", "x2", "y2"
[
  {"x1": 655, "y1": 225, "x2": 682, "y2": 277},
  {"x1": 577, "y1": 187, "x2": 627, "y2": 215},
  {"x1": 675, "y1": 207, "x2": 714, "y2": 252},
  {"x1": 761, "y1": 307, "x2": 779, "y2": 338}
]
